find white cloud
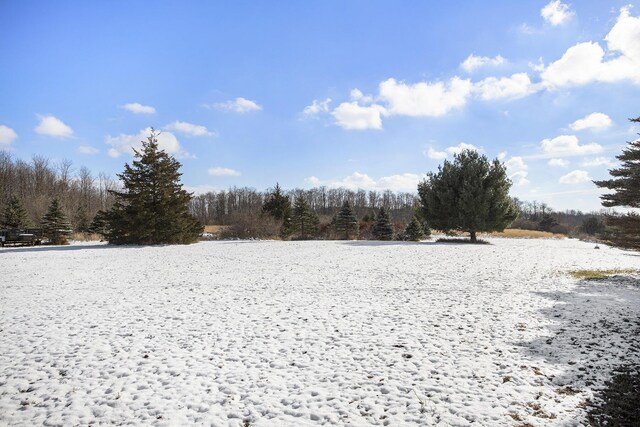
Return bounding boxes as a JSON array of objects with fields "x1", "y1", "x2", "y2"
[
  {"x1": 329, "y1": 172, "x2": 421, "y2": 192},
  {"x1": 559, "y1": 169, "x2": 591, "y2": 184},
  {"x1": 541, "y1": 135, "x2": 603, "y2": 156},
  {"x1": 460, "y1": 54, "x2": 506, "y2": 73},
  {"x1": 34, "y1": 115, "x2": 74, "y2": 138},
  {"x1": 304, "y1": 176, "x2": 321, "y2": 186},
  {"x1": 581, "y1": 157, "x2": 615, "y2": 167},
  {"x1": 0, "y1": 125, "x2": 17, "y2": 147},
  {"x1": 379, "y1": 77, "x2": 473, "y2": 117},
  {"x1": 78, "y1": 145, "x2": 99, "y2": 155},
  {"x1": 105, "y1": 128, "x2": 188, "y2": 158},
  {"x1": 475, "y1": 72, "x2": 538, "y2": 100},
  {"x1": 208, "y1": 167, "x2": 241, "y2": 177},
  {"x1": 570, "y1": 112, "x2": 612, "y2": 131},
  {"x1": 213, "y1": 97, "x2": 262, "y2": 113},
  {"x1": 541, "y1": 0, "x2": 574, "y2": 26},
  {"x1": 377, "y1": 173, "x2": 422, "y2": 192},
  {"x1": 302, "y1": 98, "x2": 331, "y2": 116},
  {"x1": 542, "y1": 7, "x2": 640, "y2": 87},
  {"x1": 497, "y1": 151, "x2": 507, "y2": 161},
  {"x1": 504, "y1": 156, "x2": 529, "y2": 185},
  {"x1": 548, "y1": 158, "x2": 570, "y2": 167},
  {"x1": 446, "y1": 142, "x2": 480, "y2": 155},
  {"x1": 332, "y1": 102, "x2": 386, "y2": 130},
  {"x1": 425, "y1": 147, "x2": 448, "y2": 160},
  {"x1": 164, "y1": 121, "x2": 215, "y2": 137},
  {"x1": 121, "y1": 103, "x2": 156, "y2": 114}
]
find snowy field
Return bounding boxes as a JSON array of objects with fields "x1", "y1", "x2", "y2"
[{"x1": 1, "y1": 238, "x2": 638, "y2": 426}]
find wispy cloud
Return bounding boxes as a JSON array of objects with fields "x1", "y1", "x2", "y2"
[
  {"x1": 121, "y1": 103, "x2": 156, "y2": 114},
  {"x1": 559, "y1": 169, "x2": 591, "y2": 184},
  {"x1": 164, "y1": 121, "x2": 216, "y2": 137},
  {"x1": 460, "y1": 54, "x2": 505, "y2": 73},
  {"x1": 208, "y1": 167, "x2": 241, "y2": 176},
  {"x1": 211, "y1": 97, "x2": 262, "y2": 113}
]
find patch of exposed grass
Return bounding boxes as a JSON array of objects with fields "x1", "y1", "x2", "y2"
[
  {"x1": 203, "y1": 225, "x2": 231, "y2": 234},
  {"x1": 483, "y1": 229, "x2": 566, "y2": 239},
  {"x1": 569, "y1": 269, "x2": 638, "y2": 280}
]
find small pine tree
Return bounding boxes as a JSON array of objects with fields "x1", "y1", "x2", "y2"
[
  {"x1": 372, "y1": 207, "x2": 394, "y2": 240},
  {"x1": 2, "y1": 195, "x2": 32, "y2": 229},
  {"x1": 290, "y1": 195, "x2": 319, "y2": 239},
  {"x1": 335, "y1": 201, "x2": 359, "y2": 240},
  {"x1": 42, "y1": 198, "x2": 72, "y2": 245},
  {"x1": 538, "y1": 213, "x2": 558, "y2": 232},
  {"x1": 105, "y1": 129, "x2": 203, "y2": 245},
  {"x1": 404, "y1": 216, "x2": 425, "y2": 241},
  {"x1": 89, "y1": 210, "x2": 110, "y2": 238}
]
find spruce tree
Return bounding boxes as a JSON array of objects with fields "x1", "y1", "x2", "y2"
[
  {"x1": 262, "y1": 183, "x2": 292, "y2": 237},
  {"x1": 290, "y1": 195, "x2": 319, "y2": 239},
  {"x1": 594, "y1": 116, "x2": 640, "y2": 250},
  {"x1": 335, "y1": 201, "x2": 359, "y2": 240},
  {"x1": 372, "y1": 206, "x2": 394, "y2": 240},
  {"x1": 404, "y1": 216, "x2": 425, "y2": 241},
  {"x1": 418, "y1": 149, "x2": 518, "y2": 242},
  {"x1": 42, "y1": 198, "x2": 72, "y2": 245},
  {"x1": 538, "y1": 213, "x2": 558, "y2": 232},
  {"x1": 105, "y1": 130, "x2": 203, "y2": 245},
  {"x1": 2, "y1": 195, "x2": 32, "y2": 229},
  {"x1": 89, "y1": 210, "x2": 110, "y2": 238}
]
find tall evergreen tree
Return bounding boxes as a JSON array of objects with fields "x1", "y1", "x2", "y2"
[
  {"x1": 42, "y1": 197, "x2": 72, "y2": 245},
  {"x1": 262, "y1": 183, "x2": 292, "y2": 236},
  {"x1": 334, "y1": 201, "x2": 359, "y2": 240},
  {"x1": 594, "y1": 116, "x2": 640, "y2": 250},
  {"x1": 372, "y1": 206, "x2": 394, "y2": 240},
  {"x1": 418, "y1": 149, "x2": 518, "y2": 242},
  {"x1": 290, "y1": 195, "x2": 319, "y2": 239},
  {"x1": 404, "y1": 216, "x2": 425, "y2": 241},
  {"x1": 89, "y1": 210, "x2": 110, "y2": 237},
  {"x1": 105, "y1": 130, "x2": 203, "y2": 245},
  {"x1": 2, "y1": 195, "x2": 32, "y2": 229}
]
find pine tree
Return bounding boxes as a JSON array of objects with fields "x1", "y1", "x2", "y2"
[
  {"x1": 372, "y1": 206, "x2": 394, "y2": 240},
  {"x1": 290, "y1": 195, "x2": 319, "y2": 239},
  {"x1": 104, "y1": 129, "x2": 203, "y2": 245},
  {"x1": 594, "y1": 116, "x2": 640, "y2": 250},
  {"x1": 335, "y1": 201, "x2": 359, "y2": 240},
  {"x1": 538, "y1": 213, "x2": 558, "y2": 232},
  {"x1": 2, "y1": 195, "x2": 32, "y2": 229},
  {"x1": 262, "y1": 183, "x2": 292, "y2": 237},
  {"x1": 404, "y1": 216, "x2": 425, "y2": 241},
  {"x1": 42, "y1": 198, "x2": 72, "y2": 245},
  {"x1": 89, "y1": 210, "x2": 110, "y2": 237},
  {"x1": 418, "y1": 149, "x2": 518, "y2": 242}
]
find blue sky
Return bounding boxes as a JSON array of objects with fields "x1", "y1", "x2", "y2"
[{"x1": 1, "y1": 1, "x2": 639, "y2": 212}]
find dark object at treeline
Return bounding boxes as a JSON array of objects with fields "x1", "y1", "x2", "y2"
[{"x1": 0, "y1": 228, "x2": 44, "y2": 247}]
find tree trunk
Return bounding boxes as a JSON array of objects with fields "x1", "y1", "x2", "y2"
[{"x1": 470, "y1": 231, "x2": 477, "y2": 242}]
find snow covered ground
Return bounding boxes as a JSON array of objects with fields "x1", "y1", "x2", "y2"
[{"x1": 0, "y1": 238, "x2": 638, "y2": 426}]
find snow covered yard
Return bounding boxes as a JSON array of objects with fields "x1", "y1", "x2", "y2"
[{"x1": 0, "y1": 238, "x2": 638, "y2": 426}]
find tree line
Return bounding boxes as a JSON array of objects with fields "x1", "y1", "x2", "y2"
[{"x1": 0, "y1": 151, "x2": 117, "y2": 232}]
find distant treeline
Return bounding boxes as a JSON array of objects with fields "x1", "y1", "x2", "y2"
[
  {"x1": 189, "y1": 187, "x2": 418, "y2": 225},
  {"x1": 0, "y1": 150, "x2": 611, "y2": 239},
  {"x1": 0, "y1": 151, "x2": 117, "y2": 231}
]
